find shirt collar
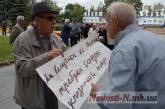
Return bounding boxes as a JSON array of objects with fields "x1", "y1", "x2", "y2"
[{"x1": 115, "y1": 22, "x2": 140, "y2": 46}]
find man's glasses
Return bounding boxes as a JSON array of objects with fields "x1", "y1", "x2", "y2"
[{"x1": 39, "y1": 15, "x2": 56, "y2": 22}]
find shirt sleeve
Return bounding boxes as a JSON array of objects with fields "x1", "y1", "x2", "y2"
[{"x1": 97, "y1": 47, "x2": 137, "y2": 109}]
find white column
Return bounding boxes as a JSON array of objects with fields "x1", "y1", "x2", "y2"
[
  {"x1": 99, "y1": 12, "x2": 103, "y2": 16},
  {"x1": 161, "y1": 9, "x2": 164, "y2": 16},
  {"x1": 84, "y1": 12, "x2": 87, "y2": 17},
  {"x1": 151, "y1": 11, "x2": 153, "y2": 16},
  {"x1": 145, "y1": 10, "x2": 149, "y2": 16},
  {"x1": 156, "y1": 11, "x2": 159, "y2": 16},
  {"x1": 91, "y1": 12, "x2": 94, "y2": 17},
  {"x1": 88, "y1": 10, "x2": 90, "y2": 16},
  {"x1": 140, "y1": 11, "x2": 143, "y2": 16}
]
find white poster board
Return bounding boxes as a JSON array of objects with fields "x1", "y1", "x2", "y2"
[{"x1": 36, "y1": 36, "x2": 112, "y2": 109}]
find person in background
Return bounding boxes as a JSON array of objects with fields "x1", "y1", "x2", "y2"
[
  {"x1": 80, "y1": 23, "x2": 85, "y2": 39},
  {"x1": 91, "y1": 2, "x2": 165, "y2": 109},
  {"x1": 88, "y1": 24, "x2": 98, "y2": 37},
  {"x1": 9, "y1": 15, "x2": 24, "y2": 45},
  {"x1": 106, "y1": 35, "x2": 115, "y2": 50},
  {"x1": 83, "y1": 23, "x2": 90, "y2": 38},
  {"x1": 98, "y1": 24, "x2": 115, "y2": 50},
  {"x1": 8, "y1": 20, "x2": 13, "y2": 33},
  {"x1": 98, "y1": 24, "x2": 108, "y2": 46},
  {"x1": 12, "y1": 2, "x2": 65, "y2": 109},
  {"x1": 1, "y1": 20, "x2": 7, "y2": 36},
  {"x1": 61, "y1": 19, "x2": 71, "y2": 46},
  {"x1": 76, "y1": 19, "x2": 81, "y2": 41},
  {"x1": 70, "y1": 18, "x2": 79, "y2": 46}
]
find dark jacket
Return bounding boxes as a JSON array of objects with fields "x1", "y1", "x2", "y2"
[{"x1": 10, "y1": 24, "x2": 24, "y2": 45}]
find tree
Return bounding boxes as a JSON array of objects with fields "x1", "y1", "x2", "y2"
[
  {"x1": 104, "y1": 0, "x2": 143, "y2": 16},
  {"x1": 153, "y1": 3, "x2": 164, "y2": 16},
  {"x1": 90, "y1": 6, "x2": 95, "y2": 12},
  {"x1": 126, "y1": 0, "x2": 143, "y2": 16},
  {"x1": 96, "y1": 2, "x2": 104, "y2": 12},
  {"x1": 0, "y1": 0, "x2": 13, "y2": 21},
  {"x1": 52, "y1": 2, "x2": 62, "y2": 23},
  {"x1": 104, "y1": 0, "x2": 116, "y2": 7},
  {"x1": 62, "y1": 3, "x2": 85, "y2": 22},
  {"x1": 0, "y1": 0, "x2": 33, "y2": 26}
]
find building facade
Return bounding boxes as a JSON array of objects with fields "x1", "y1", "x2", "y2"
[{"x1": 83, "y1": 5, "x2": 165, "y2": 26}]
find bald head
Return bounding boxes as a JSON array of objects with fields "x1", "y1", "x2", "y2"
[
  {"x1": 16, "y1": 15, "x2": 24, "y2": 22},
  {"x1": 107, "y1": 2, "x2": 136, "y2": 25},
  {"x1": 16, "y1": 15, "x2": 24, "y2": 28},
  {"x1": 105, "y1": 2, "x2": 137, "y2": 39}
]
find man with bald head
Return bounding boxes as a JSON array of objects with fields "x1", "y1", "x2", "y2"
[
  {"x1": 91, "y1": 2, "x2": 165, "y2": 109},
  {"x1": 10, "y1": 15, "x2": 24, "y2": 45}
]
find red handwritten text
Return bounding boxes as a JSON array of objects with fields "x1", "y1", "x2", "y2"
[
  {"x1": 58, "y1": 67, "x2": 84, "y2": 96},
  {"x1": 54, "y1": 54, "x2": 77, "y2": 74}
]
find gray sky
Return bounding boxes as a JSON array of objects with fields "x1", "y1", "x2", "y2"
[
  {"x1": 142, "y1": 0, "x2": 165, "y2": 5},
  {"x1": 54, "y1": 0, "x2": 165, "y2": 9}
]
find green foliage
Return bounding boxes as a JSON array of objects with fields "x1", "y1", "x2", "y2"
[
  {"x1": 0, "y1": 36, "x2": 13, "y2": 63},
  {"x1": 96, "y1": 2, "x2": 104, "y2": 12},
  {"x1": 0, "y1": 0, "x2": 30, "y2": 24},
  {"x1": 0, "y1": 0, "x2": 36, "y2": 26},
  {"x1": 55, "y1": 23, "x2": 62, "y2": 31},
  {"x1": 61, "y1": 3, "x2": 85, "y2": 22},
  {"x1": 90, "y1": 6, "x2": 95, "y2": 12},
  {"x1": 153, "y1": 3, "x2": 164, "y2": 16},
  {"x1": 104, "y1": 0, "x2": 114, "y2": 7},
  {"x1": 104, "y1": 0, "x2": 143, "y2": 16},
  {"x1": 52, "y1": 2, "x2": 62, "y2": 23},
  {"x1": 126, "y1": 0, "x2": 143, "y2": 16}
]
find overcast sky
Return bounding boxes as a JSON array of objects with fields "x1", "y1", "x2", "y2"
[{"x1": 54, "y1": 0, "x2": 165, "y2": 9}]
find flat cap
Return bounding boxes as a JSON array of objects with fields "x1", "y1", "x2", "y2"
[{"x1": 32, "y1": 2, "x2": 58, "y2": 19}]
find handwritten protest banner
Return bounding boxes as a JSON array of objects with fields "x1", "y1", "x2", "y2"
[{"x1": 36, "y1": 36, "x2": 112, "y2": 109}]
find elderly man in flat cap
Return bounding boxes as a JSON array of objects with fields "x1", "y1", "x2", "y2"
[{"x1": 13, "y1": 2, "x2": 66, "y2": 109}]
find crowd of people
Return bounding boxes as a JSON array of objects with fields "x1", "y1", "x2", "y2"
[
  {"x1": 61, "y1": 19, "x2": 115, "y2": 50},
  {"x1": 1, "y1": 1, "x2": 165, "y2": 109}
]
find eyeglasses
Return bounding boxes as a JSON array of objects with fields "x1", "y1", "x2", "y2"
[{"x1": 39, "y1": 15, "x2": 56, "y2": 22}]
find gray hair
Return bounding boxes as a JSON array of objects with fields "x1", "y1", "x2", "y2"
[
  {"x1": 16, "y1": 15, "x2": 24, "y2": 22},
  {"x1": 65, "y1": 19, "x2": 70, "y2": 23},
  {"x1": 107, "y1": 2, "x2": 136, "y2": 24}
]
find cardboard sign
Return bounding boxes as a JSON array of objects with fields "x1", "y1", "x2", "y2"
[{"x1": 36, "y1": 36, "x2": 112, "y2": 109}]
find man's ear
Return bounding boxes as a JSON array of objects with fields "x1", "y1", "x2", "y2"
[
  {"x1": 112, "y1": 17, "x2": 117, "y2": 25},
  {"x1": 113, "y1": 17, "x2": 118, "y2": 25},
  {"x1": 113, "y1": 17, "x2": 119, "y2": 26}
]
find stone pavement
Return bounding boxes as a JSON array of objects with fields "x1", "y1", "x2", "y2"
[
  {"x1": 0, "y1": 64, "x2": 109, "y2": 109},
  {"x1": 0, "y1": 32, "x2": 10, "y2": 36},
  {"x1": 0, "y1": 65, "x2": 20, "y2": 109}
]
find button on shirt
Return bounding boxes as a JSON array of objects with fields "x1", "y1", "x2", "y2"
[{"x1": 98, "y1": 23, "x2": 165, "y2": 109}]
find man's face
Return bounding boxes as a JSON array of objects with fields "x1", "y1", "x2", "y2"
[
  {"x1": 106, "y1": 13, "x2": 117, "y2": 39},
  {"x1": 37, "y1": 12, "x2": 56, "y2": 36},
  {"x1": 18, "y1": 19, "x2": 24, "y2": 28}
]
